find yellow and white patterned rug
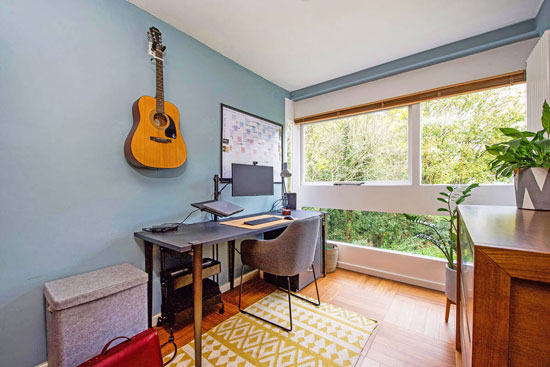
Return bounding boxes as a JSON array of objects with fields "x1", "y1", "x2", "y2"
[{"x1": 165, "y1": 290, "x2": 378, "y2": 367}]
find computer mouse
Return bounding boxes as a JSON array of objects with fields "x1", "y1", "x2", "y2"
[{"x1": 284, "y1": 216, "x2": 294, "y2": 220}]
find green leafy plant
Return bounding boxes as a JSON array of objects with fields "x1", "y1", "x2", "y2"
[
  {"x1": 406, "y1": 183, "x2": 479, "y2": 269},
  {"x1": 485, "y1": 101, "x2": 550, "y2": 178}
]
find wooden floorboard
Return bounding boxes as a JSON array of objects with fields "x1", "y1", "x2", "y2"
[{"x1": 156, "y1": 268, "x2": 458, "y2": 366}]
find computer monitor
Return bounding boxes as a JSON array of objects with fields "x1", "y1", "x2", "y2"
[{"x1": 232, "y1": 164, "x2": 274, "y2": 196}]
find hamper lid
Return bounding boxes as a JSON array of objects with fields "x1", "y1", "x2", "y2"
[{"x1": 44, "y1": 263, "x2": 148, "y2": 311}]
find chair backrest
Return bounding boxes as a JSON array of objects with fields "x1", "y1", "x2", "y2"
[{"x1": 273, "y1": 216, "x2": 321, "y2": 276}]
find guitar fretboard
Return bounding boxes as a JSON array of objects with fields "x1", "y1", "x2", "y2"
[{"x1": 155, "y1": 50, "x2": 164, "y2": 114}]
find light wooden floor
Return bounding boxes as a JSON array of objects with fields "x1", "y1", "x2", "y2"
[{"x1": 157, "y1": 269, "x2": 459, "y2": 367}]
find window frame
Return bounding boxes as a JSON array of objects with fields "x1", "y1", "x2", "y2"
[
  {"x1": 294, "y1": 70, "x2": 525, "y2": 124},
  {"x1": 299, "y1": 83, "x2": 526, "y2": 189},
  {"x1": 300, "y1": 105, "x2": 414, "y2": 186},
  {"x1": 418, "y1": 84, "x2": 527, "y2": 186},
  {"x1": 284, "y1": 118, "x2": 293, "y2": 191}
]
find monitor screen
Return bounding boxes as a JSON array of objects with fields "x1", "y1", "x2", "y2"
[{"x1": 232, "y1": 164, "x2": 274, "y2": 197}]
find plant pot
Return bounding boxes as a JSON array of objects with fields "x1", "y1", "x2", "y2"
[
  {"x1": 326, "y1": 244, "x2": 338, "y2": 273},
  {"x1": 514, "y1": 167, "x2": 550, "y2": 210},
  {"x1": 445, "y1": 264, "x2": 457, "y2": 303}
]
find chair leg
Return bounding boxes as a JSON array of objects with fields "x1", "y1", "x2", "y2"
[
  {"x1": 277, "y1": 263, "x2": 321, "y2": 307},
  {"x1": 238, "y1": 264, "x2": 245, "y2": 311},
  {"x1": 286, "y1": 276, "x2": 293, "y2": 332},
  {"x1": 239, "y1": 264, "x2": 293, "y2": 332}
]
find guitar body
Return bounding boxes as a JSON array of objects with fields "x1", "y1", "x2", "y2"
[
  {"x1": 125, "y1": 27, "x2": 187, "y2": 169},
  {"x1": 124, "y1": 96, "x2": 187, "y2": 168}
]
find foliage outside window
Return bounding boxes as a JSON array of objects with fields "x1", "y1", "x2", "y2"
[
  {"x1": 305, "y1": 207, "x2": 447, "y2": 259},
  {"x1": 421, "y1": 84, "x2": 526, "y2": 184},
  {"x1": 304, "y1": 107, "x2": 409, "y2": 182}
]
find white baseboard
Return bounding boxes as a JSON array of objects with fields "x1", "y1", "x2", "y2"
[
  {"x1": 337, "y1": 261, "x2": 445, "y2": 292},
  {"x1": 221, "y1": 269, "x2": 259, "y2": 293},
  {"x1": 35, "y1": 270, "x2": 259, "y2": 367}
]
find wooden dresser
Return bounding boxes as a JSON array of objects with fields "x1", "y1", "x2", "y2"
[{"x1": 457, "y1": 205, "x2": 550, "y2": 367}]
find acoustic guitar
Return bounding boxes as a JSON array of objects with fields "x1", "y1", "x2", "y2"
[{"x1": 124, "y1": 27, "x2": 187, "y2": 169}]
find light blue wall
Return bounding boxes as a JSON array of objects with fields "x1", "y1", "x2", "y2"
[{"x1": 0, "y1": 1, "x2": 288, "y2": 366}]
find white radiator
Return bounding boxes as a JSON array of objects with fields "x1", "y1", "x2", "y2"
[{"x1": 527, "y1": 30, "x2": 550, "y2": 131}]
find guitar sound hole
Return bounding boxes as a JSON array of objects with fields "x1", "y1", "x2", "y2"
[{"x1": 153, "y1": 112, "x2": 168, "y2": 127}]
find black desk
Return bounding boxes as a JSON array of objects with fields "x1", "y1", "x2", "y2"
[{"x1": 134, "y1": 209, "x2": 326, "y2": 367}]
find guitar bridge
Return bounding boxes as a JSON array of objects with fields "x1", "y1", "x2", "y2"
[{"x1": 150, "y1": 136, "x2": 172, "y2": 143}]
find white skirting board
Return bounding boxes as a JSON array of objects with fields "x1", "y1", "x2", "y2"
[
  {"x1": 35, "y1": 270, "x2": 259, "y2": 367},
  {"x1": 337, "y1": 261, "x2": 445, "y2": 291},
  {"x1": 334, "y1": 242, "x2": 447, "y2": 292}
]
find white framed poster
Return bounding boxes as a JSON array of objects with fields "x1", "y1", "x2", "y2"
[{"x1": 221, "y1": 104, "x2": 283, "y2": 182}]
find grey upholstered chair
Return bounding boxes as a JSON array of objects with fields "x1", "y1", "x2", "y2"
[{"x1": 238, "y1": 216, "x2": 321, "y2": 332}]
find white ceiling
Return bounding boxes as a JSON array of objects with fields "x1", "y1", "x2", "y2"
[{"x1": 128, "y1": 0, "x2": 542, "y2": 92}]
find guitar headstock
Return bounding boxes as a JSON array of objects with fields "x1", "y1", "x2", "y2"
[{"x1": 148, "y1": 27, "x2": 166, "y2": 54}]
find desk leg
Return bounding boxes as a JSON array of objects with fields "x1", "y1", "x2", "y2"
[
  {"x1": 192, "y1": 243, "x2": 203, "y2": 367},
  {"x1": 144, "y1": 241, "x2": 153, "y2": 329},
  {"x1": 228, "y1": 240, "x2": 235, "y2": 290}
]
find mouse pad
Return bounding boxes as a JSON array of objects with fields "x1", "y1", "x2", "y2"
[{"x1": 219, "y1": 214, "x2": 296, "y2": 229}]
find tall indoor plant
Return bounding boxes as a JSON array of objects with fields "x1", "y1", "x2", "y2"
[
  {"x1": 485, "y1": 101, "x2": 550, "y2": 210},
  {"x1": 406, "y1": 183, "x2": 478, "y2": 307}
]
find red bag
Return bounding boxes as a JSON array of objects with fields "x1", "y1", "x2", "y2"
[{"x1": 76, "y1": 329, "x2": 176, "y2": 367}]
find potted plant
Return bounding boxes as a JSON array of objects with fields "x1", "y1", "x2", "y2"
[
  {"x1": 485, "y1": 101, "x2": 550, "y2": 210},
  {"x1": 326, "y1": 243, "x2": 338, "y2": 273},
  {"x1": 406, "y1": 183, "x2": 479, "y2": 311}
]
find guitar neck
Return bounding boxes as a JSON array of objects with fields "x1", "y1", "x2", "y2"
[{"x1": 155, "y1": 50, "x2": 164, "y2": 114}]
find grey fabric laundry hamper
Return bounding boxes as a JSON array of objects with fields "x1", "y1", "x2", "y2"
[{"x1": 44, "y1": 263, "x2": 148, "y2": 367}]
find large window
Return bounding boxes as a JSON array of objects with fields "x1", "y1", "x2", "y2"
[
  {"x1": 421, "y1": 84, "x2": 526, "y2": 184},
  {"x1": 306, "y1": 207, "x2": 447, "y2": 258},
  {"x1": 299, "y1": 81, "x2": 526, "y2": 259},
  {"x1": 304, "y1": 107, "x2": 409, "y2": 183},
  {"x1": 302, "y1": 84, "x2": 526, "y2": 186}
]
